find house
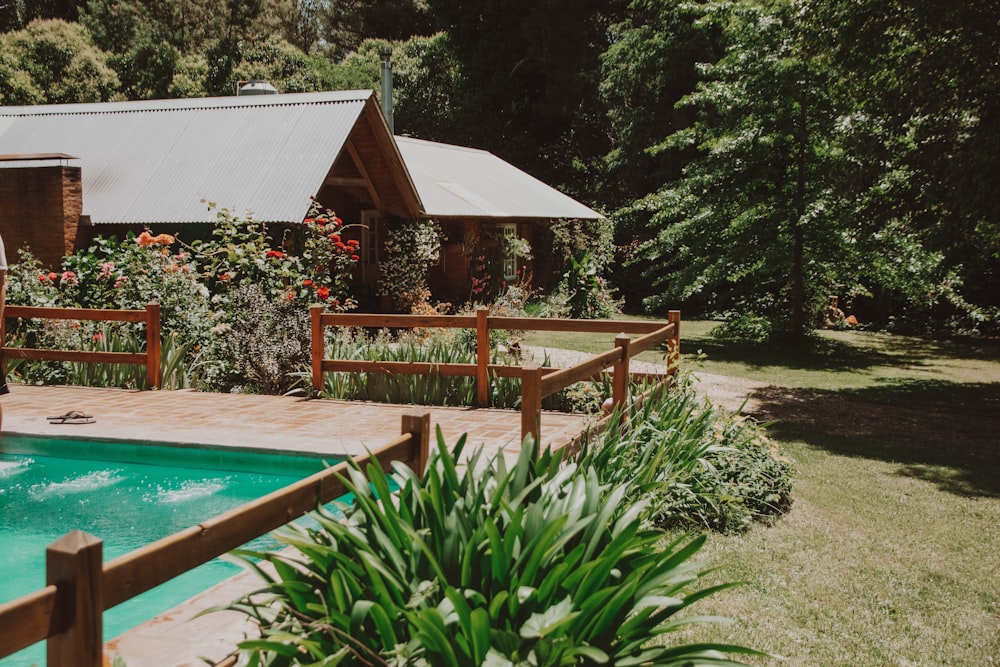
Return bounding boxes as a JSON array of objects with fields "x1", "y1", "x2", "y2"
[{"x1": 0, "y1": 90, "x2": 602, "y2": 309}]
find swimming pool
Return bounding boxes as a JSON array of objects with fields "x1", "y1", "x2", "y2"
[{"x1": 0, "y1": 435, "x2": 342, "y2": 666}]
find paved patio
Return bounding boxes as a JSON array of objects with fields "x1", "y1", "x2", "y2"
[{"x1": 0, "y1": 383, "x2": 592, "y2": 667}]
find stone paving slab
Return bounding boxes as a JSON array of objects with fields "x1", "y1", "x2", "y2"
[{"x1": 0, "y1": 383, "x2": 590, "y2": 666}]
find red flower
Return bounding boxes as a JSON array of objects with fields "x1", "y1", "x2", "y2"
[
  {"x1": 265, "y1": 250, "x2": 284, "y2": 259},
  {"x1": 316, "y1": 217, "x2": 328, "y2": 226},
  {"x1": 302, "y1": 279, "x2": 313, "y2": 287},
  {"x1": 347, "y1": 239, "x2": 360, "y2": 248},
  {"x1": 335, "y1": 242, "x2": 347, "y2": 250},
  {"x1": 38, "y1": 274, "x2": 48, "y2": 282},
  {"x1": 329, "y1": 234, "x2": 341, "y2": 242},
  {"x1": 303, "y1": 217, "x2": 315, "y2": 225},
  {"x1": 93, "y1": 332, "x2": 104, "y2": 342},
  {"x1": 333, "y1": 217, "x2": 342, "y2": 226},
  {"x1": 350, "y1": 254, "x2": 360, "y2": 261},
  {"x1": 316, "y1": 286, "x2": 330, "y2": 299},
  {"x1": 48, "y1": 272, "x2": 58, "y2": 281}
]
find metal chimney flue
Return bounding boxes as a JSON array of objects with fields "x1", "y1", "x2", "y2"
[{"x1": 380, "y1": 46, "x2": 394, "y2": 133}]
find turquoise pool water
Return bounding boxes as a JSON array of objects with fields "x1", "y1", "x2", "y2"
[{"x1": 0, "y1": 435, "x2": 341, "y2": 666}]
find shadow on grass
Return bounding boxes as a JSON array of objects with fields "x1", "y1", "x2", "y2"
[
  {"x1": 749, "y1": 379, "x2": 1000, "y2": 498},
  {"x1": 681, "y1": 330, "x2": 1000, "y2": 374}
]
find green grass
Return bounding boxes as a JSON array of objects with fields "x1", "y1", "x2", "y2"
[{"x1": 527, "y1": 318, "x2": 1000, "y2": 665}]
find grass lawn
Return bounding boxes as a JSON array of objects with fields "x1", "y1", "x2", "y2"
[{"x1": 526, "y1": 319, "x2": 1000, "y2": 665}]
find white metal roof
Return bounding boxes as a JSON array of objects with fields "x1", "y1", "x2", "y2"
[
  {"x1": 0, "y1": 91, "x2": 602, "y2": 225},
  {"x1": 0, "y1": 91, "x2": 372, "y2": 224},
  {"x1": 395, "y1": 136, "x2": 602, "y2": 220}
]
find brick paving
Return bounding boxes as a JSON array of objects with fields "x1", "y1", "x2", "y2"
[{"x1": 0, "y1": 383, "x2": 590, "y2": 667}]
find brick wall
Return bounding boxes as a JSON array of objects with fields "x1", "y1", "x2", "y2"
[{"x1": 0, "y1": 165, "x2": 83, "y2": 270}]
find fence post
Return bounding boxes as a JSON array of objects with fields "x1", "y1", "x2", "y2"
[
  {"x1": 476, "y1": 306, "x2": 490, "y2": 407},
  {"x1": 145, "y1": 302, "x2": 161, "y2": 389},
  {"x1": 46, "y1": 531, "x2": 103, "y2": 667},
  {"x1": 520, "y1": 364, "x2": 544, "y2": 449},
  {"x1": 667, "y1": 310, "x2": 681, "y2": 376},
  {"x1": 401, "y1": 412, "x2": 432, "y2": 476},
  {"x1": 311, "y1": 305, "x2": 324, "y2": 393},
  {"x1": 612, "y1": 333, "x2": 630, "y2": 410}
]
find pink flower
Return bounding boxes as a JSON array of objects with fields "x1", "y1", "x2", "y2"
[
  {"x1": 93, "y1": 332, "x2": 104, "y2": 342},
  {"x1": 99, "y1": 262, "x2": 115, "y2": 278},
  {"x1": 61, "y1": 271, "x2": 78, "y2": 285}
]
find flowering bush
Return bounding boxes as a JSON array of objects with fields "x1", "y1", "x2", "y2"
[
  {"x1": 6, "y1": 199, "x2": 360, "y2": 394},
  {"x1": 378, "y1": 218, "x2": 441, "y2": 311},
  {"x1": 189, "y1": 200, "x2": 359, "y2": 311}
]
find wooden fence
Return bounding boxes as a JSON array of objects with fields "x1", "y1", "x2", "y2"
[
  {"x1": 0, "y1": 412, "x2": 431, "y2": 666},
  {"x1": 1, "y1": 303, "x2": 162, "y2": 389},
  {"x1": 311, "y1": 306, "x2": 680, "y2": 445}
]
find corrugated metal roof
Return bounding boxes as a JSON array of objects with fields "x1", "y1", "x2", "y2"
[
  {"x1": 0, "y1": 91, "x2": 372, "y2": 224},
  {"x1": 396, "y1": 136, "x2": 602, "y2": 220}
]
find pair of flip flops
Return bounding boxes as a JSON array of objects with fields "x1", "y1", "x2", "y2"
[{"x1": 47, "y1": 410, "x2": 95, "y2": 424}]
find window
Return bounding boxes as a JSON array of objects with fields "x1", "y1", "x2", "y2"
[
  {"x1": 500, "y1": 222, "x2": 517, "y2": 280},
  {"x1": 360, "y1": 210, "x2": 380, "y2": 282}
]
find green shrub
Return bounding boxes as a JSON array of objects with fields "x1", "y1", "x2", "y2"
[
  {"x1": 579, "y1": 379, "x2": 794, "y2": 532},
  {"x1": 709, "y1": 312, "x2": 775, "y2": 344},
  {"x1": 219, "y1": 434, "x2": 765, "y2": 666}
]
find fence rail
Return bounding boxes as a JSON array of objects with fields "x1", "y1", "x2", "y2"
[
  {"x1": 311, "y1": 306, "x2": 680, "y2": 445},
  {"x1": 1, "y1": 302, "x2": 162, "y2": 388},
  {"x1": 0, "y1": 413, "x2": 431, "y2": 665}
]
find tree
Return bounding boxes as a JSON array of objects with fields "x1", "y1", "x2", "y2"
[
  {"x1": 0, "y1": 0, "x2": 25, "y2": 32},
  {"x1": 315, "y1": 0, "x2": 436, "y2": 60},
  {"x1": 424, "y1": 0, "x2": 625, "y2": 197},
  {"x1": 802, "y1": 0, "x2": 1000, "y2": 326},
  {"x1": 0, "y1": 19, "x2": 119, "y2": 103},
  {"x1": 23, "y1": 0, "x2": 83, "y2": 23},
  {"x1": 330, "y1": 34, "x2": 460, "y2": 140},
  {"x1": 636, "y1": 0, "x2": 848, "y2": 338},
  {"x1": 598, "y1": 0, "x2": 721, "y2": 307}
]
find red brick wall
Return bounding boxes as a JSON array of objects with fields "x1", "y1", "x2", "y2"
[{"x1": 0, "y1": 165, "x2": 83, "y2": 270}]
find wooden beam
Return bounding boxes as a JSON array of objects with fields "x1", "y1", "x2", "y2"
[
  {"x1": 324, "y1": 176, "x2": 370, "y2": 188},
  {"x1": 345, "y1": 139, "x2": 383, "y2": 211}
]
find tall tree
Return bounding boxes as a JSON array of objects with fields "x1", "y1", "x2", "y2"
[
  {"x1": 635, "y1": 0, "x2": 848, "y2": 337},
  {"x1": 803, "y1": 0, "x2": 1000, "y2": 322},
  {"x1": 424, "y1": 0, "x2": 625, "y2": 196},
  {"x1": 599, "y1": 0, "x2": 721, "y2": 307},
  {"x1": 0, "y1": 18, "x2": 119, "y2": 103},
  {"x1": 0, "y1": 0, "x2": 24, "y2": 32},
  {"x1": 23, "y1": 0, "x2": 84, "y2": 22}
]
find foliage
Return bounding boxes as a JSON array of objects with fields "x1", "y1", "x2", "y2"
[
  {"x1": 199, "y1": 283, "x2": 312, "y2": 394},
  {"x1": 556, "y1": 252, "x2": 621, "y2": 320},
  {"x1": 423, "y1": 0, "x2": 619, "y2": 197},
  {"x1": 377, "y1": 218, "x2": 441, "y2": 312},
  {"x1": 709, "y1": 312, "x2": 775, "y2": 345},
  {"x1": 221, "y1": 432, "x2": 763, "y2": 666},
  {"x1": 0, "y1": 18, "x2": 120, "y2": 103},
  {"x1": 580, "y1": 380, "x2": 794, "y2": 532},
  {"x1": 5, "y1": 200, "x2": 358, "y2": 394},
  {"x1": 321, "y1": 327, "x2": 538, "y2": 409}
]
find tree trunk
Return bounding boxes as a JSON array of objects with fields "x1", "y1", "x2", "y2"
[{"x1": 790, "y1": 90, "x2": 808, "y2": 342}]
